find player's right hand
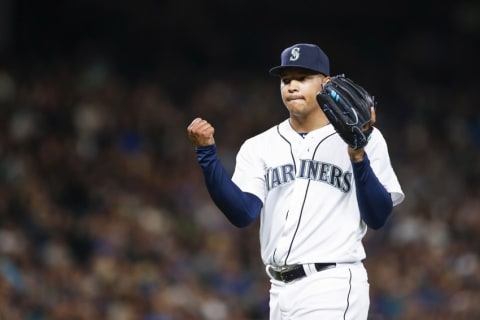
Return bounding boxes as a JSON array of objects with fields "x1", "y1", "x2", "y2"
[{"x1": 187, "y1": 118, "x2": 216, "y2": 147}]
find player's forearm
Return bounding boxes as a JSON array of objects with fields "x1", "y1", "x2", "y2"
[
  {"x1": 196, "y1": 145, "x2": 262, "y2": 228},
  {"x1": 352, "y1": 153, "x2": 393, "y2": 230}
]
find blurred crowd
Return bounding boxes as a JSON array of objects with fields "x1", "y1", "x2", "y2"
[{"x1": 0, "y1": 26, "x2": 480, "y2": 320}]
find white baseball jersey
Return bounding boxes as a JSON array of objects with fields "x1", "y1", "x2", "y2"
[{"x1": 232, "y1": 119, "x2": 404, "y2": 266}]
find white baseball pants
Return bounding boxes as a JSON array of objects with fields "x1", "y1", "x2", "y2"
[{"x1": 268, "y1": 262, "x2": 370, "y2": 320}]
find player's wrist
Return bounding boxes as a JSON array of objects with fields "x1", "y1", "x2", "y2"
[{"x1": 348, "y1": 147, "x2": 365, "y2": 163}]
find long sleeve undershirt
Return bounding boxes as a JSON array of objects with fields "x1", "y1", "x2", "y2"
[
  {"x1": 351, "y1": 153, "x2": 393, "y2": 229},
  {"x1": 196, "y1": 145, "x2": 393, "y2": 230}
]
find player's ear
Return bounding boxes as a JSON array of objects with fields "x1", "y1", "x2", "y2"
[{"x1": 321, "y1": 76, "x2": 331, "y2": 89}]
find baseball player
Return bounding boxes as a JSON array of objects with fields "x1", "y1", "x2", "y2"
[{"x1": 187, "y1": 43, "x2": 404, "y2": 319}]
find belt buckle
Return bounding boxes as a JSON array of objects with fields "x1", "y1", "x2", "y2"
[{"x1": 271, "y1": 265, "x2": 297, "y2": 282}]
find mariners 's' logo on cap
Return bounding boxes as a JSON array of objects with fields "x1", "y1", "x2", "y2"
[{"x1": 289, "y1": 47, "x2": 300, "y2": 61}]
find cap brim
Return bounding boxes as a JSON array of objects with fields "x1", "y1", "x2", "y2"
[
  {"x1": 269, "y1": 65, "x2": 325, "y2": 76},
  {"x1": 269, "y1": 66, "x2": 287, "y2": 76}
]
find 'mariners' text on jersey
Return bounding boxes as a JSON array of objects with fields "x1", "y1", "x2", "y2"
[{"x1": 265, "y1": 159, "x2": 352, "y2": 192}]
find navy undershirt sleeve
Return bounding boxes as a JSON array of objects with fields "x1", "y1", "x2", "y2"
[
  {"x1": 195, "y1": 145, "x2": 262, "y2": 228},
  {"x1": 352, "y1": 153, "x2": 393, "y2": 230}
]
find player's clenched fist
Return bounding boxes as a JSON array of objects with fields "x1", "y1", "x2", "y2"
[{"x1": 187, "y1": 118, "x2": 216, "y2": 147}]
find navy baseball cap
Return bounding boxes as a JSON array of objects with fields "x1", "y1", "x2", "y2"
[{"x1": 269, "y1": 43, "x2": 330, "y2": 76}]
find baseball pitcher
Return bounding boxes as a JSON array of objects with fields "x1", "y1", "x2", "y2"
[{"x1": 187, "y1": 43, "x2": 404, "y2": 319}]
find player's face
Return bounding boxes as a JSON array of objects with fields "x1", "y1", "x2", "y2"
[{"x1": 280, "y1": 69, "x2": 327, "y2": 117}]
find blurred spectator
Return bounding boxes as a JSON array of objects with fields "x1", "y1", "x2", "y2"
[{"x1": 0, "y1": 2, "x2": 479, "y2": 318}]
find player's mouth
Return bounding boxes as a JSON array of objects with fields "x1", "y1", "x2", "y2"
[{"x1": 287, "y1": 95, "x2": 304, "y2": 101}]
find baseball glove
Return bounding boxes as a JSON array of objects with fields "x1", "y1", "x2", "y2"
[{"x1": 316, "y1": 74, "x2": 376, "y2": 149}]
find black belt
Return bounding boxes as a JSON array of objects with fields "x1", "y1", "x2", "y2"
[{"x1": 268, "y1": 263, "x2": 336, "y2": 283}]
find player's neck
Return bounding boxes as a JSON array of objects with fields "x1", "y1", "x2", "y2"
[{"x1": 289, "y1": 115, "x2": 330, "y2": 133}]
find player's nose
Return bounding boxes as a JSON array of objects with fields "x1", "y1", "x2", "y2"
[{"x1": 287, "y1": 80, "x2": 300, "y2": 92}]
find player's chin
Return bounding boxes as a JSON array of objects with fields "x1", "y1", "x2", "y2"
[
  {"x1": 288, "y1": 108, "x2": 311, "y2": 119},
  {"x1": 285, "y1": 100, "x2": 306, "y2": 111},
  {"x1": 286, "y1": 106, "x2": 302, "y2": 116},
  {"x1": 287, "y1": 102, "x2": 317, "y2": 115}
]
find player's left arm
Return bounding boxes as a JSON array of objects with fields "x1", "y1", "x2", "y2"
[
  {"x1": 348, "y1": 107, "x2": 393, "y2": 230},
  {"x1": 350, "y1": 147, "x2": 393, "y2": 230}
]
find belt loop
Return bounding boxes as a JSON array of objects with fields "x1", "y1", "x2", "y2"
[
  {"x1": 266, "y1": 265, "x2": 275, "y2": 280},
  {"x1": 302, "y1": 263, "x2": 317, "y2": 276}
]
